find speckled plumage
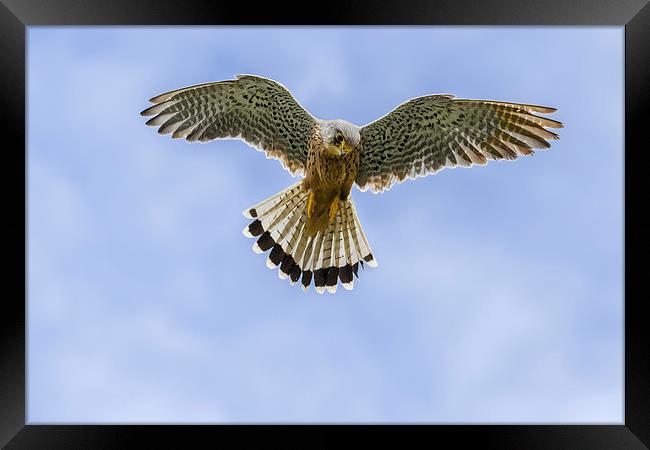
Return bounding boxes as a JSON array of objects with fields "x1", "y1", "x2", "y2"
[
  {"x1": 301, "y1": 122, "x2": 360, "y2": 236},
  {"x1": 141, "y1": 74, "x2": 562, "y2": 294},
  {"x1": 356, "y1": 95, "x2": 563, "y2": 192},
  {"x1": 140, "y1": 75, "x2": 314, "y2": 175}
]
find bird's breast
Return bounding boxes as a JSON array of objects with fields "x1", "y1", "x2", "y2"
[{"x1": 320, "y1": 155, "x2": 348, "y2": 185}]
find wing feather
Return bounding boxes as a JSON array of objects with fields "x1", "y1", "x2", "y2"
[
  {"x1": 141, "y1": 75, "x2": 316, "y2": 176},
  {"x1": 356, "y1": 95, "x2": 563, "y2": 192}
]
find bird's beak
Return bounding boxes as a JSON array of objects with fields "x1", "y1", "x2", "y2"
[
  {"x1": 328, "y1": 142, "x2": 353, "y2": 157},
  {"x1": 340, "y1": 142, "x2": 353, "y2": 155}
]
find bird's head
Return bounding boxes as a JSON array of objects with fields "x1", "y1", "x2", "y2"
[{"x1": 320, "y1": 120, "x2": 361, "y2": 158}]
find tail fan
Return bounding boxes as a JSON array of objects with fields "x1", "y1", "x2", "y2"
[{"x1": 242, "y1": 182, "x2": 377, "y2": 293}]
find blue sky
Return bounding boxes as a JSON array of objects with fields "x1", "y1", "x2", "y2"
[{"x1": 27, "y1": 27, "x2": 623, "y2": 423}]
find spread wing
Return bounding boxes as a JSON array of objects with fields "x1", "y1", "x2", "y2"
[
  {"x1": 356, "y1": 95, "x2": 563, "y2": 192},
  {"x1": 140, "y1": 75, "x2": 317, "y2": 176}
]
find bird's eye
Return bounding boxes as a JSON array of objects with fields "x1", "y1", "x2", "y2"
[{"x1": 335, "y1": 133, "x2": 344, "y2": 144}]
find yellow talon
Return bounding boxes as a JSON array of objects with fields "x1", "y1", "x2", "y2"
[
  {"x1": 328, "y1": 198, "x2": 339, "y2": 224},
  {"x1": 307, "y1": 192, "x2": 315, "y2": 219}
]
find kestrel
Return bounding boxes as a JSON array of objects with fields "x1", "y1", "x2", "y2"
[{"x1": 141, "y1": 75, "x2": 562, "y2": 294}]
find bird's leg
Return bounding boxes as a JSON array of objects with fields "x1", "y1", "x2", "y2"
[
  {"x1": 306, "y1": 191, "x2": 316, "y2": 219},
  {"x1": 328, "y1": 197, "x2": 339, "y2": 224}
]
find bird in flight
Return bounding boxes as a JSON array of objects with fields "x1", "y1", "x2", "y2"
[{"x1": 141, "y1": 75, "x2": 562, "y2": 294}]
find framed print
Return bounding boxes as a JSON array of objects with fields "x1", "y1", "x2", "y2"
[{"x1": 3, "y1": 0, "x2": 648, "y2": 448}]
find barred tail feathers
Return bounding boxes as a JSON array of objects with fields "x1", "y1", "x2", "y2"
[{"x1": 242, "y1": 184, "x2": 377, "y2": 293}]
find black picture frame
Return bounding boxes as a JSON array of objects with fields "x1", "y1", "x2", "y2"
[{"x1": 2, "y1": 0, "x2": 648, "y2": 448}]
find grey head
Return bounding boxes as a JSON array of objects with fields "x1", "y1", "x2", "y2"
[{"x1": 319, "y1": 119, "x2": 361, "y2": 151}]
